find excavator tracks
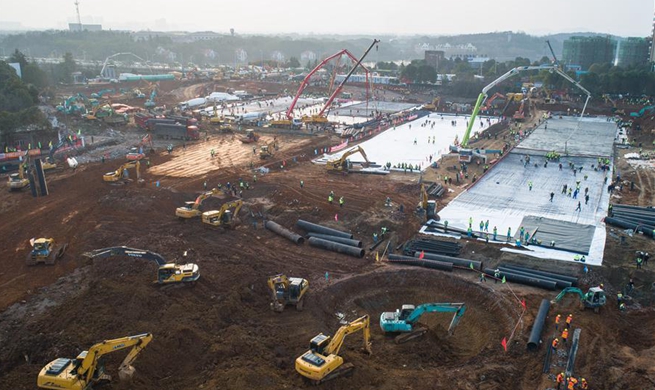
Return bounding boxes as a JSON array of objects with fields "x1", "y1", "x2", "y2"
[
  {"x1": 312, "y1": 363, "x2": 354, "y2": 385},
  {"x1": 394, "y1": 327, "x2": 428, "y2": 344}
]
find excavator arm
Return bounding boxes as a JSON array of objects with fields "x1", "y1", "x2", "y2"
[
  {"x1": 79, "y1": 333, "x2": 153, "y2": 385},
  {"x1": 325, "y1": 315, "x2": 372, "y2": 356},
  {"x1": 405, "y1": 303, "x2": 467, "y2": 334},
  {"x1": 83, "y1": 246, "x2": 167, "y2": 266}
]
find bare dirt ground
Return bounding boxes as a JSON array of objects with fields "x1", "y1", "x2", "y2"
[{"x1": 1, "y1": 93, "x2": 654, "y2": 389}]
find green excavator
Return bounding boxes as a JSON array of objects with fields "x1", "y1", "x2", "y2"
[{"x1": 552, "y1": 287, "x2": 606, "y2": 313}]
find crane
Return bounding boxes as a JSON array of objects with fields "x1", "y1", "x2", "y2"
[
  {"x1": 452, "y1": 65, "x2": 592, "y2": 160},
  {"x1": 37, "y1": 333, "x2": 153, "y2": 389},
  {"x1": 380, "y1": 303, "x2": 466, "y2": 343},
  {"x1": 326, "y1": 145, "x2": 371, "y2": 173},
  {"x1": 296, "y1": 315, "x2": 372, "y2": 384},
  {"x1": 201, "y1": 199, "x2": 243, "y2": 228},
  {"x1": 282, "y1": 48, "x2": 373, "y2": 126},
  {"x1": 99, "y1": 52, "x2": 152, "y2": 80},
  {"x1": 82, "y1": 246, "x2": 200, "y2": 285},
  {"x1": 175, "y1": 188, "x2": 221, "y2": 219},
  {"x1": 267, "y1": 274, "x2": 309, "y2": 312},
  {"x1": 546, "y1": 40, "x2": 559, "y2": 66}
]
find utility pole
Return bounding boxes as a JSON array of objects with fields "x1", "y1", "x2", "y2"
[{"x1": 74, "y1": 0, "x2": 82, "y2": 28}]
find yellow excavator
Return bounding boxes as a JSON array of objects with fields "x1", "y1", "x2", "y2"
[
  {"x1": 296, "y1": 315, "x2": 372, "y2": 384},
  {"x1": 103, "y1": 161, "x2": 140, "y2": 182},
  {"x1": 26, "y1": 238, "x2": 68, "y2": 266},
  {"x1": 7, "y1": 156, "x2": 30, "y2": 191},
  {"x1": 201, "y1": 199, "x2": 243, "y2": 227},
  {"x1": 326, "y1": 146, "x2": 370, "y2": 173},
  {"x1": 423, "y1": 97, "x2": 441, "y2": 111},
  {"x1": 83, "y1": 246, "x2": 200, "y2": 285},
  {"x1": 38, "y1": 333, "x2": 152, "y2": 390},
  {"x1": 260, "y1": 140, "x2": 278, "y2": 159},
  {"x1": 175, "y1": 188, "x2": 221, "y2": 219},
  {"x1": 267, "y1": 274, "x2": 309, "y2": 312},
  {"x1": 418, "y1": 183, "x2": 438, "y2": 221}
]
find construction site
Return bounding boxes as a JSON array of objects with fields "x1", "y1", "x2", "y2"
[{"x1": 2, "y1": 43, "x2": 655, "y2": 390}]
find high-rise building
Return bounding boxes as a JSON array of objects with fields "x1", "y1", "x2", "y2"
[
  {"x1": 424, "y1": 50, "x2": 445, "y2": 70},
  {"x1": 617, "y1": 37, "x2": 650, "y2": 67},
  {"x1": 562, "y1": 36, "x2": 617, "y2": 70}
]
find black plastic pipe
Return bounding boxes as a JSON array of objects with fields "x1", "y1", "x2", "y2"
[
  {"x1": 306, "y1": 233, "x2": 362, "y2": 248},
  {"x1": 413, "y1": 252, "x2": 482, "y2": 270},
  {"x1": 498, "y1": 267, "x2": 572, "y2": 289},
  {"x1": 308, "y1": 237, "x2": 364, "y2": 258},
  {"x1": 484, "y1": 268, "x2": 557, "y2": 290},
  {"x1": 265, "y1": 221, "x2": 304, "y2": 245},
  {"x1": 527, "y1": 299, "x2": 551, "y2": 351},
  {"x1": 296, "y1": 219, "x2": 354, "y2": 239},
  {"x1": 387, "y1": 254, "x2": 453, "y2": 272},
  {"x1": 608, "y1": 215, "x2": 655, "y2": 227},
  {"x1": 605, "y1": 217, "x2": 655, "y2": 237},
  {"x1": 500, "y1": 264, "x2": 578, "y2": 285},
  {"x1": 612, "y1": 204, "x2": 655, "y2": 212}
]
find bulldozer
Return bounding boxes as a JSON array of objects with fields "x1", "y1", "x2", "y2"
[
  {"x1": 26, "y1": 238, "x2": 68, "y2": 266},
  {"x1": 201, "y1": 199, "x2": 243, "y2": 228},
  {"x1": 240, "y1": 129, "x2": 260, "y2": 144},
  {"x1": 268, "y1": 274, "x2": 309, "y2": 312},
  {"x1": 260, "y1": 140, "x2": 278, "y2": 159},
  {"x1": 552, "y1": 287, "x2": 607, "y2": 313},
  {"x1": 38, "y1": 333, "x2": 152, "y2": 389},
  {"x1": 296, "y1": 315, "x2": 372, "y2": 384}
]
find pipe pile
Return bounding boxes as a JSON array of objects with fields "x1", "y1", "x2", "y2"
[
  {"x1": 497, "y1": 267, "x2": 572, "y2": 289},
  {"x1": 296, "y1": 219, "x2": 353, "y2": 239},
  {"x1": 387, "y1": 254, "x2": 453, "y2": 272},
  {"x1": 413, "y1": 252, "x2": 482, "y2": 270},
  {"x1": 403, "y1": 238, "x2": 461, "y2": 257},
  {"x1": 264, "y1": 221, "x2": 304, "y2": 245},
  {"x1": 426, "y1": 183, "x2": 445, "y2": 197},
  {"x1": 606, "y1": 204, "x2": 655, "y2": 237},
  {"x1": 527, "y1": 299, "x2": 551, "y2": 351},
  {"x1": 308, "y1": 237, "x2": 365, "y2": 258},
  {"x1": 306, "y1": 233, "x2": 362, "y2": 248},
  {"x1": 500, "y1": 264, "x2": 578, "y2": 286}
]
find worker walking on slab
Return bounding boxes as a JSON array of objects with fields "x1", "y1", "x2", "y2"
[
  {"x1": 576, "y1": 202, "x2": 581, "y2": 212},
  {"x1": 479, "y1": 221, "x2": 484, "y2": 232},
  {"x1": 550, "y1": 192, "x2": 555, "y2": 202},
  {"x1": 528, "y1": 180, "x2": 533, "y2": 191},
  {"x1": 493, "y1": 226, "x2": 497, "y2": 241},
  {"x1": 507, "y1": 227, "x2": 512, "y2": 242}
]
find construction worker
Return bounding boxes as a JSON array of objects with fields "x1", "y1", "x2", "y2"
[
  {"x1": 373, "y1": 232, "x2": 378, "y2": 243},
  {"x1": 550, "y1": 192, "x2": 555, "y2": 202},
  {"x1": 479, "y1": 273, "x2": 486, "y2": 283},
  {"x1": 467, "y1": 226, "x2": 473, "y2": 238},
  {"x1": 561, "y1": 328, "x2": 569, "y2": 344},
  {"x1": 555, "y1": 314, "x2": 561, "y2": 331},
  {"x1": 328, "y1": 194, "x2": 333, "y2": 204},
  {"x1": 203, "y1": 181, "x2": 207, "y2": 190},
  {"x1": 479, "y1": 220, "x2": 484, "y2": 231},
  {"x1": 580, "y1": 378, "x2": 588, "y2": 389},
  {"x1": 469, "y1": 217, "x2": 473, "y2": 228},
  {"x1": 556, "y1": 372, "x2": 565, "y2": 390},
  {"x1": 619, "y1": 302, "x2": 626, "y2": 311},
  {"x1": 617, "y1": 292, "x2": 623, "y2": 308},
  {"x1": 444, "y1": 220, "x2": 448, "y2": 232},
  {"x1": 566, "y1": 314, "x2": 573, "y2": 327},
  {"x1": 494, "y1": 269, "x2": 501, "y2": 284},
  {"x1": 507, "y1": 227, "x2": 512, "y2": 242},
  {"x1": 637, "y1": 256, "x2": 643, "y2": 269},
  {"x1": 484, "y1": 220, "x2": 489, "y2": 232},
  {"x1": 567, "y1": 377, "x2": 578, "y2": 390},
  {"x1": 528, "y1": 180, "x2": 533, "y2": 191},
  {"x1": 551, "y1": 337, "x2": 559, "y2": 351},
  {"x1": 300, "y1": 180, "x2": 304, "y2": 188},
  {"x1": 253, "y1": 174, "x2": 257, "y2": 183},
  {"x1": 339, "y1": 196, "x2": 344, "y2": 208},
  {"x1": 493, "y1": 226, "x2": 497, "y2": 241},
  {"x1": 210, "y1": 149, "x2": 215, "y2": 158},
  {"x1": 381, "y1": 227, "x2": 387, "y2": 237}
]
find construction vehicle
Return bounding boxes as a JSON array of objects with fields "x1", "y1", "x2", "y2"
[
  {"x1": 7, "y1": 159, "x2": 29, "y2": 191},
  {"x1": 103, "y1": 161, "x2": 140, "y2": 182},
  {"x1": 267, "y1": 274, "x2": 309, "y2": 312},
  {"x1": 296, "y1": 315, "x2": 372, "y2": 384},
  {"x1": 326, "y1": 146, "x2": 370, "y2": 173},
  {"x1": 175, "y1": 188, "x2": 221, "y2": 219},
  {"x1": 83, "y1": 246, "x2": 200, "y2": 285},
  {"x1": 552, "y1": 287, "x2": 606, "y2": 313},
  {"x1": 481, "y1": 92, "x2": 505, "y2": 112},
  {"x1": 380, "y1": 303, "x2": 466, "y2": 343},
  {"x1": 26, "y1": 238, "x2": 68, "y2": 266},
  {"x1": 260, "y1": 140, "x2": 278, "y2": 159},
  {"x1": 423, "y1": 97, "x2": 441, "y2": 111},
  {"x1": 419, "y1": 183, "x2": 438, "y2": 221},
  {"x1": 126, "y1": 134, "x2": 153, "y2": 161},
  {"x1": 209, "y1": 104, "x2": 224, "y2": 125},
  {"x1": 240, "y1": 129, "x2": 260, "y2": 144},
  {"x1": 201, "y1": 200, "x2": 243, "y2": 228},
  {"x1": 37, "y1": 333, "x2": 153, "y2": 390},
  {"x1": 513, "y1": 99, "x2": 527, "y2": 121},
  {"x1": 270, "y1": 117, "x2": 303, "y2": 129}
]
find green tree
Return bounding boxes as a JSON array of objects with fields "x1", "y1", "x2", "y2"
[
  {"x1": 286, "y1": 57, "x2": 301, "y2": 68},
  {"x1": 54, "y1": 52, "x2": 76, "y2": 84}
]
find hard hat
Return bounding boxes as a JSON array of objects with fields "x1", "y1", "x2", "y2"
[{"x1": 581, "y1": 378, "x2": 586, "y2": 382}]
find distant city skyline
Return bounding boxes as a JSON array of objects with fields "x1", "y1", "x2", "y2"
[{"x1": 0, "y1": 0, "x2": 652, "y2": 37}]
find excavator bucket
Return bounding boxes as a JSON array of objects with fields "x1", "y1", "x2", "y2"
[{"x1": 118, "y1": 364, "x2": 136, "y2": 381}]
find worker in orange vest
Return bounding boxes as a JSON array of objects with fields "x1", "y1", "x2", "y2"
[
  {"x1": 562, "y1": 328, "x2": 569, "y2": 344},
  {"x1": 556, "y1": 372, "x2": 565, "y2": 390},
  {"x1": 551, "y1": 338, "x2": 559, "y2": 351},
  {"x1": 566, "y1": 313, "x2": 573, "y2": 327},
  {"x1": 555, "y1": 314, "x2": 562, "y2": 330},
  {"x1": 580, "y1": 378, "x2": 589, "y2": 389},
  {"x1": 567, "y1": 377, "x2": 578, "y2": 390}
]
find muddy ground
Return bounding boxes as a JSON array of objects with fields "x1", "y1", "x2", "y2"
[{"x1": 1, "y1": 95, "x2": 654, "y2": 389}]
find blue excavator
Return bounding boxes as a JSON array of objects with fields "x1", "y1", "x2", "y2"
[{"x1": 380, "y1": 303, "x2": 466, "y2": 343}]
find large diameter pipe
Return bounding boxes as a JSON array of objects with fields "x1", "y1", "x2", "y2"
[
  {"x1": 498, "y1": 267, "x2": 572, "y2": 289},
  {"x1": 484, "y1": 268, "x2": 557, "y2": 290},
  {"x1": 501, "y1": 265, "x2": 578, "y2": 285},
  {"x1": 308, "y1": 237, "x2": 364, "y2": 258},
  {"x1": 265, "y1": 221, "x2": 304, "y2": 245},
  {"x1": 527, "y1": 299, "x2": 551, "y2": 351},
  {"x1": 296, "y1": 219, "x2": 354, "y2": 239},
  {"x1": 387, "y1": 254, "x2": 453, "y2": 272},
  {"x1": 605, "y1": 217, "x2": 655, "y2": 237},
  {"x1": 307, "y1": 233, "x2": 362, "y2": 248},
  {"x1": 414, "y1": 252, "x2": 482, "y2": 270}
]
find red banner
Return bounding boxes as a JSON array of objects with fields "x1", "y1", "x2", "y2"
[{"x1": 329, "y1": 139, "x2": 349, "y2": 153}]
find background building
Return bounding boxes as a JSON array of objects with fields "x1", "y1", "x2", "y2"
[
  {"x1": 68, "y1": 23, "x2": 102, "y2": 31},
  {"x1": 562, "y1": 36, "x2": 617, "y2": 70},
  {"x1": 617, "y1": 37, "x2": 650, "y2": 67},
  {"x1": 424, "y1": 50, "x2": 445, "y2": 70}
]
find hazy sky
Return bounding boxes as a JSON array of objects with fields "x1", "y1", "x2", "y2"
[{"x1": 0, "y1": 0, "x2": 653, "y2": 37}]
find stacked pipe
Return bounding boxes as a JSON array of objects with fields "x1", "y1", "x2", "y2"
[
  {"x1": 424, "y1": 221, "x2": 478, "y2": 237},
  {"x1": 500, "y1": 264, "x2": 578, "y2": 287},
  {"x1": 264, "y1": 221, "x2": 304, "y2": 245},
  {"x1": 426, "y1": 183, "x2": 445, "y2": 198},
  {"x1": 403, "y1": 238, "x2": 461, "y2": 257},
  {"x1": 413, "y1": 252, "x2": 482, "y2": 270},
  {"x1": 296, "y1": 219, "x2": 364, "y2": 258},
  {"x1": 387, "y1": 254, "x2": 453, "y2": 272},
  {"x1": 606, "y1": 204, "x2": 655, "y2": 238},
  {"x1": 484, "y1": 268, "x2": 557, "y2": 290}
]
